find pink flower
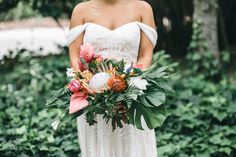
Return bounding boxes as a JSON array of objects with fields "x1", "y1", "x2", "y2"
[
  {"x1": 80, "y1": 43, "x2": 95, "y2": 63},
  {"x1": 95, "y1": 54, "x2": 103, "y2": 62},
  {"x1": 133, "y1": 64, "x2": 143, "y2": 69},
  {"x1": 69, "y1": 92, "x2": 89, "y2": 114},
  {"x1": 78, "y1": 59, "x2": 87, "y2": 72},
  {"x1": 68, "y1": 80, "x2": 81, "y2": 92}
]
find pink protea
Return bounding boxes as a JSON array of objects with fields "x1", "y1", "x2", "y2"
[
  {"x1": 80, "y1": 43, "x2": 95, "y2": 63},
  {"x1": 68, "y1": 79, "x2": 81, "y2": 92}
]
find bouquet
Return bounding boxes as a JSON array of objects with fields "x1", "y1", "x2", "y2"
[{"x1": 47, "y1": 43, "x2": 174, "y2": 131}]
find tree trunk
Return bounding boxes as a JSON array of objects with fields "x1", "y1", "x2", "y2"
[{"x1": 193, "y1": 0, "x2": 219, "y2": 58}]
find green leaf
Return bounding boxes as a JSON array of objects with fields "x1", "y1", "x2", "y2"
[
  {"x1": 129, "y1": 102, "x2": 167, "y2": 130},
  {"x1": 158, "y1": 144, "x2": 176, "y2": 156},
  {"x1": 219, "y1": 147, "x2": 232, "y2": 156},
  {"x1": 46, "y1": 87, "x2": 71, "y2": 107},
  {"x1": 16, "y1": 125, "x2": 27, "y2": 135},
  {"x1": 138, "y1": 96, "x2": 154, "y2": 108},
  {"x1": 145, "y1": 91, "x2": 166, "y2": 107},
  {"x1": 133, "y1": 68, "x2": 142, "y2": 74},
  {"x1": 89, "y1": 61, "x2": 97, "y2": 69},
  {"x1": 148, "y1": 79, "x2": 174, "y2": 93}
]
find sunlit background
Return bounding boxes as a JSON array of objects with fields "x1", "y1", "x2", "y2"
[{"x1": 0, "y1": 0, "x2": 236, "y2": 157}]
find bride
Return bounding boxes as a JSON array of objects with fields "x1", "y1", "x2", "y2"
[{"x1": 67, "y1": 0, "x2": 158, "y2": 156}]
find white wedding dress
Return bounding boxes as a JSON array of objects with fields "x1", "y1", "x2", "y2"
[{"x1": 67, "y1": 21, "x2": 158, "y2": 157}]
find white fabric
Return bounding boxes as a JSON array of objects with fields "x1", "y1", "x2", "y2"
[{"x1": 67, "y1": 21, "x2": 158, "y2": 157}]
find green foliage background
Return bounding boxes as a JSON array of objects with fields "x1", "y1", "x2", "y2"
[
  {"x1": 0, "y1": 0, "x2": 236, "y2": 157},
  {"x1": 0, "y1": 48, "x2": 235, "y2": 157}
]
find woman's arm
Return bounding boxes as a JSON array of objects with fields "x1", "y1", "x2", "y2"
[
  {"x1": 136, "y1": 2, "x2": 156, "y2": 68},
  {"x1": 68, "y1": 4, "x2": 86, "y2": 72}
]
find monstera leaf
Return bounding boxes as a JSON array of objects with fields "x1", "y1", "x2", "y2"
[
  {"x1": 129, "y1": 102, "x2": 167, "y2": 130},
  {"x1": 139, "y1": 90, "x2": 166, "y2": 108},
  {"x1": 128, "y1": 63, "x2": 173, "y2": 130}
]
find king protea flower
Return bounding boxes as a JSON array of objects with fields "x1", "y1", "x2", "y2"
[{"x1": 89, "y1": 72, "x2": 111, "y2": 93}]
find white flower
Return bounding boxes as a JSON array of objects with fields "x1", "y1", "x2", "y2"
[
  {"x1": 51, "y1": 120, "x2": 60, "y2": 130},
  {"x1": 129, "y1": 77, "x2": 148, "y2": 90},
  {"x1": 66, "y1": 68, "x2": 76, "y2": 77},
  {"x1": 89, "y1": 72, "x2": 111, "y2": 92}
]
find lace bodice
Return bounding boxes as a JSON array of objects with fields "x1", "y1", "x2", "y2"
[{"x1": 67, "y1": 21, "x2": 158, "y2": 63}]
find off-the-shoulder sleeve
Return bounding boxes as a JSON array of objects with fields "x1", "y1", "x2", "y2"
[
  {"x1": 136, "y1": 22, "x2": 158, "y2": 47},
  {"x1": 67, "y1": 23, "x2": 89, "y2": 46}
]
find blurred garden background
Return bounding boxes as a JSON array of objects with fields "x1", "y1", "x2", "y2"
[{"x1": 0, "y1": 0, "x2": 236, "y2": 157}]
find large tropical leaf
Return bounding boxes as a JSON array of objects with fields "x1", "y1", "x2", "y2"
[
  {"x1": 146, "y1": 67, "x2": 169, "y2": 79},
  {"x1": 146, "y1": 91, "x2": 166, "y2": 107},
  {"x1": 147, "y1": 79, "x2": 174, "y2": 93},
  {"x1": 129, "y1": 102, "x2": 167, "y2": 130},
  {"x1": 139, "y1": 90, "x2": 166, "y2": 107}
]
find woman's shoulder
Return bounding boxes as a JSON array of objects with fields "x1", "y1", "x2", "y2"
[
  {"x1": 72, "y1": 1, "x2": 91, "y2": 14},
  {"x1": 70, "y1": 2, "x2": 92, "y2": 28},
  {"x1": 70, "y1": 1, "x2": 92, "y2": 26},
  {"x1": 132, "y1": 0, "x2": 153, "y2": 10},
  {"x1": 132, "y1": 1, "x2": 155, "y2": 21}
]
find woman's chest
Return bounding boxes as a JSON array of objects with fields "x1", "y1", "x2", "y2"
[{"x1": 83, "y1": 23, "x2": 141, "y2": 53}]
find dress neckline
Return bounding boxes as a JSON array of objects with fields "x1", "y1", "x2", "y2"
[
  {"x1": 70, "y1": 21, "x2": 156, "y2": 32},
  {"x1": 87, "y1": 21, "x2": 139, "y2": 31},
  {"x1": 67, "y1": 21, "x2": 158, "y2": 47}
]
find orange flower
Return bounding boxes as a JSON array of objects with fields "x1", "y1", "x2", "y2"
[{"x1": 108, "y1": 75, "x2": 127, "y2": 92}]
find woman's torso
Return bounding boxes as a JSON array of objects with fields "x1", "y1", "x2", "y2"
[{"x1": 68, "y1": 0, "x2": 157, "y2": 63}]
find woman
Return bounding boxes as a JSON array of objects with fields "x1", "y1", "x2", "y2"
[{"x1": 67, "y1": 0, "x2": 158, "y2": 156}]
